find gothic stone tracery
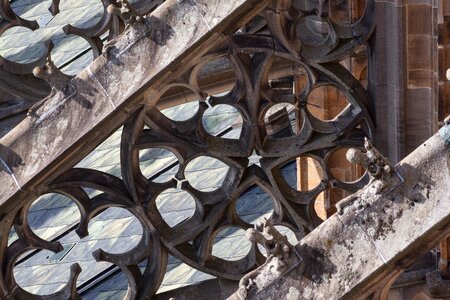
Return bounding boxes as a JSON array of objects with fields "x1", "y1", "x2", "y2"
[{"x1": 0, "y1": 0, "x2": 375, "y2": 298}]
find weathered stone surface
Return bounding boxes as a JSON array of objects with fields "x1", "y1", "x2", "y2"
[
  {"x1": 156, "y1": 278, "x2": 237, "y2": 299},
  {"x1": 0, "y1": 144, "x2": 25, "y2": 208},
  {"x1": 0, "y1": 169, "x2": 21, "y2": 207},
  {"x1": 0, "y1": 0, "x2": 271, "y2": 208},
  {"x1": 91, "y1": 0, "x2": 212, "y2": 109},
  {"x1": 237, "y1": 213, "x2": 388, "y2": 300},
  {"x1": 230, "y1": 128, "x2": 450, "y2": 299},
  {"x1": 1, "y1": 72, "x2": 115, "y2": 191}
]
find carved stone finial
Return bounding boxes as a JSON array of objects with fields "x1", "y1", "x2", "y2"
[
  {"x1": 337, "y1": 138, "x2": 394, "y2": 215},
  {"x1": 363, "y1": 137, "x2": 393, "y2": 180},
  {"x1": 346, "y1": 138, "x2": 393, "y2": 192},
  {"x1": 237, "y1": 219, "x2": 300, "y2": 299},
  {"x1": 246, "y1": 218, "x2": 293, "y2": 261},
  {"x1": 107, "y1": 0, "x2": 143, "y2": 26},
  {"x1": 102, "y1": 1, "x2": 144, "y2": 58},
  {"x1": 32, "y1": 42, "x2": 72, "y2": 93},
  {"x1": 28, "y1": 41, "x2": 75, "y2": 117}
]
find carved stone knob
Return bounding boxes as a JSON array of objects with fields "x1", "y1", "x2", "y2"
[
  {"x1": 107, "y1": 0, "x2": 142, "y2": 25},
  {"x1": 346, "y1": 148, "x2": 367, "y2": 166}
]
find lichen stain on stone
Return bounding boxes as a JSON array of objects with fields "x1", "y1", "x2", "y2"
[
  {"x1": 145, "y1": 15, "x2": 175, "y2": 46},
  {"x1": 56, "y1": 117, "x2": 69, "y2": 134},
  {"x1": 364, "y1": 210, "x2": 396, "y2": 241},
  {"x1": 411, "y1": 182, "x2": 431, "y2": 203},
  {"x1": 324, "y1": 239, "x2": 332, "y2": 251},
  {"x1": 298, "y1": 244, "x2": 337, "y2": 290},
  {"x1": 286, "y1": 286, "x2": 300, "y2": 300}
]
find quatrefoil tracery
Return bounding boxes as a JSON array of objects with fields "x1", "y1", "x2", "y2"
[
  {"x1": 119, "y1": 35, "x2": 373, "y2": 280},
  {"x1": 0, "y1": 0, "x2": 375, "y2": 298}
]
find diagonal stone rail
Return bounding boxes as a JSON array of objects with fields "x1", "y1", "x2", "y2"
[
  {"x1": 230, "y1": 125, "x2": 450, "y2": 299},
  {"x1": 0, "y1": 0, "x2": 270, "y2": 212}
]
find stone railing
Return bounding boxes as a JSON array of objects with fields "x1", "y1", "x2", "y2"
[{"x1": 0, "y1": 0, "x2": 164, "y2": 136}]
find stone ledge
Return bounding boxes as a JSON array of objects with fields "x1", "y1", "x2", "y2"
[
  {"x1": 230, "y1": 130, "x2": 450, "y2": 299},
  {"x1": 0, "y1": 0, "x2": 271, "y2": 210}
]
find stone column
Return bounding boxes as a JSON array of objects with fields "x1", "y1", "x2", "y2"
[
  {"x1": 438, "y1": 0, "x2": 450, "y2": 122},
  {"x1": 438, "y1": 0, "x2": 450, "y2": 281},
  {"x1": 370, "y1": 0, "x2": 439, "y2": 163}
]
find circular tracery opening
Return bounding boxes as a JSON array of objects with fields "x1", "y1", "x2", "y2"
[
  {"x1": 236, "y1": 185, "x2": 274, "y2": 225},
  {"x1": 160, "y1": 99, "x2": 200, "y2": 122},
  {"x1": 139, "y1": 148, "x2": 179, "y2": 182},
  {"x1": 184, "y1": 156, "x2": 229, "y2": 192},
  {"x1": 307, "y1": 85, "x2": 349, "y2": 121},
  {"x1": 202, "y1": 104, "x2": 243, "y2": 139},
  {"x1": 4, "y1": 0, "x2": 101, "y2": 71},
  {"x1": 53, "y1": 0, "x2": 104, "y2": 28},
  {"x1": 212, "y1": 227, "x2": 251, "y2": 261},
  {"x1": 281, "y1": 156, "x2": 324, "y2": 191},
  {"x1": 85, "y1": 207, "x2": 143, "y2": 254},
  {"x1": 314, "y1": 191, "x2": 327, "y2": 221},
  {"x1": 264, "y1": 103, "x2": 297, "y2": 137},
  {"x1": 114, "y1": 34, "x2": 373, "y2": 283},
  {"x1": 327, "y1": 147, "x2": 365, "y2": 183},
  {"x1": 27, "y1": 193, "x2": 80, "y2": 240},
  {"x1": 296, "y1": 16, "x2": 332, "y2": 46},
  {"x1": 268, "y1": 59, "x2": 308, "y2": 101},
  {"x1": 197, "y1": 57, "x2": 237, "y2": 95},
  {"x1": 14, "y1": 250, "x2": 73, "y2": 295},
  {"x1": 0, "y1": 27, "x2": 47, "y2": 63},
  {"x1": 16, "y1": 200, "x2": 141, "y2": 295},
  {"x1": 155, "y1": 188, "x2": 196, "y2": 228}
]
